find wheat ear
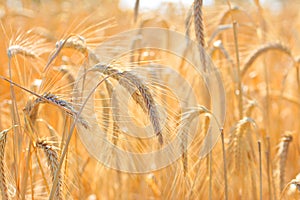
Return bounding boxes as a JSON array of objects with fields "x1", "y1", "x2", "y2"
[
  {"x1": 7, "y1": 45, "x2": 38, "y2": 59},
  {"x1": 92, "y1": 64, "x2": 163, "y2": 144},
  {"x1": 179, "y1": 106, "x2": 210, "y2": 175},
  {"x1": 232, "y1": 117, "x2": 254, "y2": 174},
  {"x1": 26, "y1": 92, "x2": 88, "y2": 129},
  {"x1": 36, "y1": 140, "x2": 63, "y2": 200},
  {"x1": 194, "y1": 0, "x2": 205, "y2": 47}
]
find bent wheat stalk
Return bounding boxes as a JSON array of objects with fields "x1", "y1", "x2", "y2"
[{"x1": 242, "y1": 43, "x2": 293, "y2": 77}]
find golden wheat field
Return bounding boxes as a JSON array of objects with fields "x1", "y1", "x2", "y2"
[{"x1": 0, "y1": 0, "x2": 300, "y2": 199}]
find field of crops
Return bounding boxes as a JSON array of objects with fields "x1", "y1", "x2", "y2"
[{"x1": 0, "y1": 0, "x2": 299, "y2": 199}]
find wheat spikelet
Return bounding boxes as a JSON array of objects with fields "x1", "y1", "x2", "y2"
[
  {"x1": 92, "y1": 64, "x2": 163, "y2": 144},
  {"x1": 0, "y1": 129, "x2": 9, "y2": 200},
  {"x1": 242, "y1": 43, "x2": 292, "y2": 77},
  {"x1": 36, "y1": 140, "x2": 63, "y2": 200}
]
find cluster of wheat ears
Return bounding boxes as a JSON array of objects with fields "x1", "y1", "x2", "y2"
[{"x1": 0, "y1": 0, "x2": 300, "y2": 199}]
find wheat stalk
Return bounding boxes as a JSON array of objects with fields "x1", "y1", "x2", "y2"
[
  {"x1": 134, "y1": 0, "x2": 140, "y2": 23},
  {"x1": 0, "y1": 128, "x2": 10, "y2": 200}
]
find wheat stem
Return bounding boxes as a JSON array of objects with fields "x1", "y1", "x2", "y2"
[
  {"x1": 0, "y1": 128, "x2": 10, "y2": 200},
  {"x1": 134, "y1": 0, "x2": 140, "y2": 23},
  {"x1": 258, "y1": 140, "x2": 263, "y2": 200},
  {"x1": 232, "y1": 21, "x2": 243, "y2": 120},
  {"x1": 221, "y1": 129, "x2": 228, "y2": 200}
]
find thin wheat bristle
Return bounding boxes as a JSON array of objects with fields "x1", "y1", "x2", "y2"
[
  {"x1": 185, "y1": 5, "x2": 193, "y2": 37},
  {"x1": 36, "y1": 140, "x2": 63, "y2": 200},
  {"x1": 92, "y1": 64, "x2": 163, "y2": 144},
  {"x1": 0, "y1": 129, "x2": 9, "y2": 200}
]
